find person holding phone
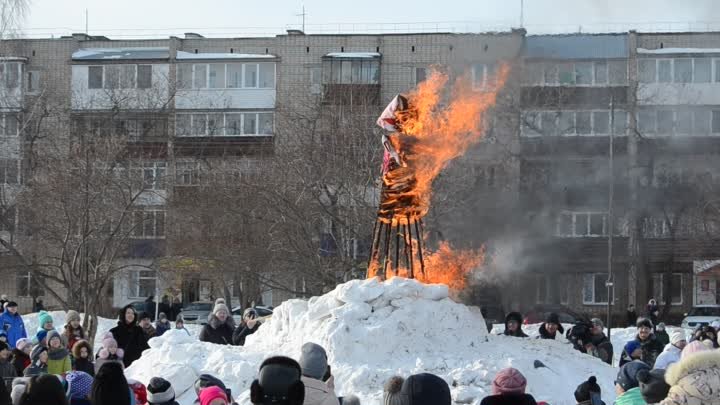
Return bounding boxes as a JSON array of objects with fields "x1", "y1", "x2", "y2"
[{"x1": 232, "y1": 309, "x2": 261, "y2": 346}]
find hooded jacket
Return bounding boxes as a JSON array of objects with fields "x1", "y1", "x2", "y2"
[
  {"x1": 109, "y1": 305, "x2": 149, "y2": 367},
  {"x1": 61, "y1": 324, "x2": 86, "y2": 351},
  {"x1": 654, "y1": 343, "x2": 683, "y2": 371},
  {"x1": 0, "y1": 308, "x2": 26, "y2": 348},
  {"x1": 301, "y1": 376, "x2": 340, "y2": 405},
  {"x1": 659, "y1": 350, "x2": 720, "y2": 405},
  {"x1": 72, "y1": 340, "x2": 95, "y2": 376},
  {"x1": 11, "y1": 348, "x2": 30, "y2": 376},
  {"x1": 501, "y1": 313, "x2": 528, "y2": 338},
  {"x1": 614, "y1": 387, "x2": 647, "y2": 405},
  {"x1": 198, "y1": 315, "x2": 234, "y2": 345}
]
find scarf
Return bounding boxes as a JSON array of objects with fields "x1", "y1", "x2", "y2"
[{"x1": 48, "y1": 346, "x2": 69, "y2": 360}]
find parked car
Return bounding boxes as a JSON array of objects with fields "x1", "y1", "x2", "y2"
[
  {"x1": 523, "y1": 305, "x2": 589, "y2": 325},
  {"x1": 681, "y1": 306, "x2": 720, "y2": 329},
  {"x1": 231, "y1": 306, "x2": 274, "y2": 325},
  {"x1": 179, "y1": 301, "x2": 213, "y2": 325}
]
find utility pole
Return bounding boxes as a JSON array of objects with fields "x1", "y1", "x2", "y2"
[
  {"x1": 607, "y1": 95, "x2": 615, "y2": 343},
  {"x1": 520, "y1": 0, "x2": 524, "y2": 28}
]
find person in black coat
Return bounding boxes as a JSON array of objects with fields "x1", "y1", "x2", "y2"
[
  {"x1": 109, "y1": 305, "x2": 149, "y2": 368},
  {"x1": 626, "y1": 305, "x2": 638, "y2": 327},
  {"x1": 144, "y1": 296, "x2": 156, "y2": 322},
  {"x1": 232, "y1": 309, "x2": 261, "y2": 346},
  {"x1": 500, "y1": 312, "x2": 528, "y2": 338},
  {"x1": 199, "y1": 303, "x2": 233, "y2": 345},
  {"x1": 537, "y1": 313, "x2": 564, "y2": 340},
  {"x1": 618, "y1": 318, "x2": 664, "y2": 368}
]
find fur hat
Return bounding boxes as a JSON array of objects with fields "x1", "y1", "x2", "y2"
[
  {"x1": 147, "y1": 377, "x2": 176, "y2": 404},
  {"x1": 72, "y1": 339, "x2": 93, "y2": 358},
  {"x1": 492, "y1": 368, "x2": 527, "y2": 395},
  {"x1": 590, "y1": 318, "x2": 604, "y2": 328},
  {"x1": 66, "y1": 310, "x2": 81, "y2": 323},
  {"x1": 214, "y1": 298, "x2": 226, "y2": 306},
  {"x1": 383, "y1": 376, "x2": 407, "y2": 405},
  {"x1": 657, "y1": 322, "x2": 666, "y2": 331}
]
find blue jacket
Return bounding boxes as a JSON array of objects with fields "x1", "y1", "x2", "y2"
[{"x1": 0, "y1": 309, "x2": 27, "y2": 348}]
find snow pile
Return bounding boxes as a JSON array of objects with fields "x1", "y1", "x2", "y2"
[{"x1": 126, "y1": 278, "x2": 618, "y2": 405}]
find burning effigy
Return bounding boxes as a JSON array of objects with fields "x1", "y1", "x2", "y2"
[{"x1": 367, "y1": 67, "x2": 509, "y2": 290}]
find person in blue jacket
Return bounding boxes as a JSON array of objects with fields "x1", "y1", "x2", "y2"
[{"x1": 0, "y1": 301, "x2": 27, "y2": 348}]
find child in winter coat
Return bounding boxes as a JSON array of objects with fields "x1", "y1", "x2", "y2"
[
  {"x1": 46, "y1": 329, "x2": 72, "y2": 375},
  {"x1": 0, "y1": 341, "x2": 17, "y2": 378},
  {"x1": 33, "y1": 329, "x2": 49, "y2": 347},
  {"x1": 11, "y1": 337, "x2": 32, "y2": 376},
  {"x1": 36, "y1": 310, "x2": 55, "y2": 334},
  {"x1": 147, "y1": 376, "x2": 180, "y2": 405},
  {"x1": 140, "y1": 312, "x2": 157, "y2": 339},
  {"x1": 659, "y1": 341, "x2": 720, "y2": 405},
  {"x1": 155, "y1": 312, "x2": 172, "y2": 337},
  {"x1": 480, "y1": 368, "x2": 539, "y2": 405},
  {"x1": 24, "y1": 345, "x2": 49, "y2": 376},
  {"x1": 72, "y1": 339, "x2": 95, "y2": 376},
  {"x1": 175, "y1": 317, "x2": 190, "y2": 335},
  {"x1": 95, "y1": 333, "x2": 124, "y2": 374},
  {"x1": 62, "y1": 310, "x2": 87, "y2": 350}
]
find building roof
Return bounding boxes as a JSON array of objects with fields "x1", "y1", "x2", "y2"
[
  {"x1": 175, "y1": 51, "x2": 276, "y2": 60},
  {"x1": 72, "y1": 48, "x2": 169, "y2": 61},
  {"x1": 525, "y1": 34, "x2": 628, "y2": 59}
]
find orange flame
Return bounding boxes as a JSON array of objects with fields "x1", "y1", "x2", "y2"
[{"x1": 369, "y1": 65, "x2": 508, "y2": 291}]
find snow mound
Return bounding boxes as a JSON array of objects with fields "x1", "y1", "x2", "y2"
[{"x1": 126, "y1": 278, "x2": 618, "y2": 405}]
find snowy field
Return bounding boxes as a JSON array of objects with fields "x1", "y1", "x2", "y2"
[{"x1": 123, "y1": 278, "x2": 619, "y2": 405}]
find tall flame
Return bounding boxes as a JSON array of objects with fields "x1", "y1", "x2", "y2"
[{"x1": 369, "y1": 65, "x2": 509, "y2": 291}]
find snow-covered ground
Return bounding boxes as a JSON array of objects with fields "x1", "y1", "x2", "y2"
[{"x1": 125, "y1": 278, "x2": 619, "y2": 405}]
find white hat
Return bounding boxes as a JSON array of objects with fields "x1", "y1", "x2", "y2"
[
  {"x1": 670, "y1": 330, "x2": 686, "y2": 345},
  {"x1": 711, "y1": 320, "x2": 720, "y2": 330}
]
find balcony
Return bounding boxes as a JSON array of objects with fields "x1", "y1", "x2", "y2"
[
  {"x1": 0, "y1": 58, "x2": 26, "y2": 110},
  {"x1": 322, "y1": 84, "x2": 381, "y2": 105}
]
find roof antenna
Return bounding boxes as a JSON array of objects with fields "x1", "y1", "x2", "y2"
[
  {"x1": 519, "y1": 0, "x2": 524, "y2": 28},
  {"x1": 85, "y1": 9, "x2": 89, "y2": 34},
  {"x1": 296, "y1": 3, "x2": 307, "y2": 33}
]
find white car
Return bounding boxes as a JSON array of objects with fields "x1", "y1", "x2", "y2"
[{"x1": 681, "y1": 306, "x2": 720, "y2": 329}]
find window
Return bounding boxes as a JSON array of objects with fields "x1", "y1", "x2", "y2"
[
  {"x1": 258, "y1": 113, "x2": 274, "y2": 134},
  {"x1": 657, "y1": 110, "x2": 674, "y2": 134},
  {"x1": 5, "y1": 62, "x2": 19, "y2": 89},
  {"x1": 713, "y1": 111, "x2": 720, "y2": 134},
  {"x1": 0, "y1": 159, "x2": 19, "y2": 184},
  {"x1": 652, "y1": 273, "x2": 683, "y2": 305},
  {"x1": 594, "y1": 61, "x2": 608, "y2": 84},
  {"x1": 137, "y1": 65, "x2": 152, "y2": 89},
  {"x1": 415, "y1": 67, "x2": 427, "y2": 85},
  {"x1": 638, "y1": 110, "x2": 656, "y2": 134},
  {"x1": 129, "y1": 270, "x2": 157, "y2": 298},
  {"x1": 16, "y1": 272, "x2": 40, "y2": 297},
  {"x1": 88, "y1": 66, "x2": 103, "y2": 89},
  {"x1": 104, "y1": 65, "x2": 120, "y2": 89},
  {"x1": 27, "y1": 70, "x2": 40, "y2": 93},
  {"x1": 141, "y1": 162, "x2": 166, "y2": 190},
  {"x1": 658, "y1": 59, "x2": 672, "y2": 83},
  {"x1": 119, "y1": 64, "x2": 135, "y2": 88},
  {"x1": 175, "y1": 114, "x2": 191, "y2": 136},
  {"x1": 613, "y1": 110, "x2": 627, "y2": 135},
  {"x1": 227, "y1": 64, "x2": 242, "y2": 88},
  {"x1": 176, "y1": 161, "x2": 200, "y2": 185},
  {"x1": 583, "y1": 273, "x2": 612, "y2": 304},
  {"x1": 176, "y1": 113, "x2": 274, "y2": 136},
  {"x1": 694, "y1": 58, "x2": 711, "y2": 83},
  {"x1": 593, "y1": 111, "x2": 609, "y2": 134},
  {"x1": 208, "y1": 64, "x2": 225, "y2": 88},
  {"x1": 715, "y1": 60, "x2": 720, "y2": 82},
  {"x1": 0, "y1": 206, "x2": 16, "y2": 232},
  {"x1": 1, "y1": 114, "x2": 18, "y2": 137},
  {"x1": 676, "y1": 110, "x2": 692, "y2": 134},
  {"x1": 207, "y1": 114, "x2": 223, "y2": 136},
  {"x1": 472, "y1": 64, "x2": 494, "y2": 88},
  {"x1": 177, "y1": 64, "x2": 192, "y2": 89},
  {"x1": 558, "y1": 63, "x2": 574, "y2": 84},
  {"x1": 557, "y1": 211, "x2": 607, "y2": 237},
  {"x1": 194, "y1": 64, "x2": 208, "y2": 88},
  {"x1": 191, "y1": 114, "x2": 207, "y2": 135},
  {"x1": 574, "y1": 62, "x2": 593, "y2": 85},
  {"x1": 322, "y1": 59, "x2": 380, "y2": 85},
  {"x1": 575, "y1": 111, "x2": 592, "y2": 135},
  {"x1": 132, "y1": 210, "x2": 165, "y2": 239},
  {"x1": 225, "y1": 113, "x2": 242, "y2": 135},
  {"x1": 559, "y1": 112, "x2": 574, "y2": 135},
  {"x1": 243, "y1": 113, "x2": 257, "y2": 134},
  {"x1": 638, "y1": 59, "x2": 656, "y2": 83},
  {"x1": 310, "y1": 67, "x2": 322, "y2": 94},
  {"x1": 541, "y1": 112, "x2": 557, "y2": 135},
  {"x1": 695, "y1": 109, "x2": 711, "y2": 134},
  {"x1": 543, "y1": 64, "x2": 558, "y2": 84},
  {"x1": 521, "y1": 112, "x2": 540, "y2": 136},
  {"x1": 258, "y1": 63, "x2": 275, "y2": 88},
  {"x1": 244, "y1": 64, "x2": 257, "y2": 87},
  {"x1": 608, "y1": 60, "x2": 627, "y2": 85},
  {"x1": 674, "y1": 59, "x2": 692, "y2": 83}
]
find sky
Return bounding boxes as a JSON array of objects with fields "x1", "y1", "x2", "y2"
[{"x1": 20, "y1": 0, "x2": 719, "y2": 38}]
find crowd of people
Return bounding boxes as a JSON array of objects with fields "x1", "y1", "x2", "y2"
[{"x1": 1, "y1": 294, "x2": 720, "y2": 405}]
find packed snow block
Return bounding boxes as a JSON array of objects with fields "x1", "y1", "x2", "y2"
[{"x1": 334, "y1": 278, "x2": 385, "y2": 303}]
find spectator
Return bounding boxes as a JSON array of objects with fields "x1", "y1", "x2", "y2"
[
  {"x1": 619, "y1": 318, "x2": 664, "y2": 368},
  {"x1": 10, "y1": 377, "x2": 29, "y2": 405},
  {"x1": 72, "y1": 340, "x2": 95, "y2": 376},
  {"x1": 0, "y1": 302, "x2": 27, "y2": 349},
  {"x1": 614, "y1": 360, "x2": 650, "y2": 405},
  {"x1": 399, "y1": 373, "x2": 451, "y2": 405},
  {"x1": 655, "y1": 323, "x2": 669, "y2": 346},
  {"x1": 232, "y1": 308, "x2": 261, "y2": 346},
  {"x1": 11, "y1": 338, "x2": 32, "y2": 376},
  {"x1": 66, "y1": 371, "x2": 94, "y2": 405},
  {"x1": 18, "y1": 374, "x2": 68, "y2": 405},
  {"x1": 32, "y1": 299, "x2": 44, "y2": 313},
  {"x1": 299, "y1": 343, "x2": 339, "y2": 405},
  {"x1": 159, "y1": 297, "x2": 171, "y2": 322},
  {"x1": 199, "y1": 386, "x2": 228, "y2": 405},
  {"x1": 199, "y1": 302, "x2": 233, "y2": 345},
  {"x1": 109, "y1": 305, "x2": 148, "y2": 368},
  {"x1": 128, "y1": 379, "x2": 148, "y2": 405},
  {"x1": 46, "y1": 330, "x2": 72, "y2": 376},
  {"x1": 24, "y1": 345, "x2": 48, "y2": 377},
  {"x1": 585, "y1": 318, "x2": 613, "y2": 365},
  {"x1": 171, "y1": 298, "x2": 182, "y2": 322},
  {"x1": 139, "y1": 313, "x2": 157, "y2": 339},
  {"x1": 91, "y1": 362, "x2": 130, "y2": 405},
  {"x1": 33, "y1": 330, "x2": 48, "y2": 347},
  {"x1": 147, "y1": 377, "x2": 179, "y2": 405},
  {"x1": 249, "y1": 356, "x2": 305, "y2": 405},
  {"x1": 646, "y1": 299, "x2": 660, "y2": 327},
  {"x1": 537, "y1": 313, "x2": 564, "y2": 340},
  {"x1": 95, "y1": 333, "x2": 124, "y2": 374},
  {"x1": 501, "y1": 313, "x2": 528, "y2": 338},
  {"x1": 0, "y1": 341, "x2": 16, "y2": 379},
  {"x1": 480, "y1": 368, "x2": 536, "y2": 405},
  {"x1": 627, "y1": 305, "x2": 638, "y2": 328},
  {"x1": 659, "y1": 340, "x2": 718, "y2": 405},
  {"x1": 62, "y1": 311, "x2": 87, "y2": 351},
  {"x1": 36, "y1": 311, "x2": 55, "y2": 334},
  {"x1": 574, "y1": 376, "x2": 605, "y2": 405},
  {"x1": 174, "y1": 317, "x2": 190, "y2": 336},
  {"x1": 637, "y1": 369, "x2": 669, "y2": 404},
  {"x1": 654, "y1": 330, "x2": 686, "y2": 370},
  {"x1": 155, "y1": 313, "x2": 171, "y2": 337},
  {"x1": 0, "y1": 295, "x2": 7, "y2": 310},
  {"x1": 621, "y1": 341, "x2": 643, "y2": 366},
  {"x1": 144, "y1": 296, "x2": 156, "y2": 322},
  {"x1": 382, "y1": 376, "x2": 406, "y2": 405}
]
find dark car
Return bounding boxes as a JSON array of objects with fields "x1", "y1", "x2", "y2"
[{"x1": 523, "y1": 305, "x2": 589, "y2": 325}]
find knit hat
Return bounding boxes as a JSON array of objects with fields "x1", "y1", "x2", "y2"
[
  {"x1": 574, "y1": 376, "x2": 601, "y2": 403},
  {"x1": 616, "y1": 360, "x2": 650, "y2": 392},
  {"x1": 38, "y1": 311, "x2": 53, "y2": 329},
  {"x1": 99, "y1": 333, "x2": 124, "y2": 359},
  {"x1": 66, "y1": 371, "x2": 93, "y2": 399},
  {"x1": 299, "y1": 342, "x2": 328, "y2": 380},
  {"x1": 383, "y1": 376, "x2": 407, "y2": 405},
  {"x1": 657, "y1": 322, "x2": 666, "y2": 331},
  {"x1": 66, "y1": 310, "x2": 81, "y2": 323},
  {"x1": 624, "y1": 340, "x2": 641, "y2": 356},
  {"x1": 545, "y1": 312, "x2": 560, "y2": 326},
  {"x1": 491, "y1": 367, "x2": 527, "y2": 395},
  {"x1": 670, "y1": 330, "x2": 686, "y2": 345},
  {"x1": 636, "y1": 317, "x2": 653, "y2": 329},
  {"x1": 15, "y1": 337, "x2": 32, "y2": 352},
  {"x1": 505, "y1": 312, "x2": 523, "y2": 325},
  {"x1": 147, "y1": 377, "x2": 176, "y2": 404},
  {"x1": 158, "y1": 312, "x2": 167, "y2": 321},
  {"x1": 637, "y1": 368, "x2": 670, "y2": 403},
  {"x1": 199, "y1": 385, "x2": 227, "y2": 405},
  {"x1": 129, "y1": 379, "x2": 148, "y2": 405},
  {"x1": 212, "y1": 303, "x2": 229, "y2": 316},
  {"x1": 47, "y1": 329, "x2": 62, "y2": 346},
  {"x1": 30, "y1": 344, "x2": 47, "y2": 362},
  {"x1": 34, "y1": 329, "x2": 48, "y2": 345},
  {"x1": 590, "y1": 318, "x2": 604, "y2": 328},
  {"x1": 401, "y1": 373, "x2": 451, "y2": 405},
  {"x1": 682, "y1": 340, "x2": 710, "y2": 358},
  {"x1": 215, "y1": 298, "x2": 226, "y2": 306}
]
